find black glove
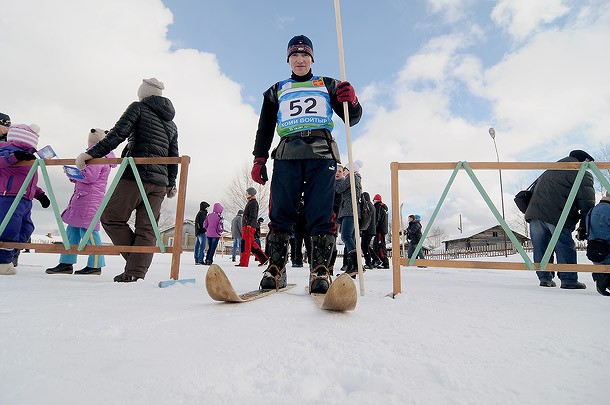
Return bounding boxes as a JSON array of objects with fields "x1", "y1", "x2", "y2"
[
  {"x1": 35, "y1": 194, "x2": 50, "y2": 208},
  {"x1": 14, "y1": 151, "x2": 37, "y2": 161},
  {"x1": 576, "y1": 226, "x2": 587, "y2": 241}
]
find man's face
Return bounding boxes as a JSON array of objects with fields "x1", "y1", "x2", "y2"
[{"x1": 289, "y1": 52, "x2": 312, "y2": 76}]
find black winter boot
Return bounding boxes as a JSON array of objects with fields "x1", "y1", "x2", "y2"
[
  {"x1": 46, "y1": 263, "x2": 74, "y2": 274},
  {"x1": 74, "y1": 266, "x2": 101, "y2": 275},
  {"x1": 309, "y1": 234, "x2": 335, "y2": 294},
  {"x1": 343, "y1": 250, "x2": 359, "y2": 278},
  {"x1": 260, "y1": 232, "x2": 290, "y2": 290}
]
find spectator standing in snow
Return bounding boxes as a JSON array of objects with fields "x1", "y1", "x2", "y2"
[
  {"x1": 291, "y1": 197, "x2": 310, "y2": 267},
  {"x1": 584, "y1": 192, "x2": 610, "y2": 296},
  {"x1": 0, "y1": 124, "x2": 50, "y2": 275},
  {"x1": 194, "y1": 201, "x2": 210, "y2": 264},
  {"x1": 231, "y1": 210, "x2": 243, "y2": 262},
  {"x1": 524, "y1": 149, "x2": 595, "y2": 289},
  {"x1": 360, "y1": 191, "x2": 377, "y2": 269},
  {"x1": 372, "y1": 194, "x2": 390, "y2": 269},
  {"x1": 236, "y1": 188, "x2": 268, "y2": 267},
  {"x1": 203, "y1": 202, "x2": 224, "y2": 265},
  {"x1": 406, "y1": 214, "x2": 426, "y2": 261},
  {"x1": 0, "y1": 112, "x2": 22, "y2": 268},
  {"x1": 250, "y1": 34, "x2": 362, "y2": 292},
  {"x1": 46, "y1": 128, "x2": 116, "y2": 275},
  {"x1": 75, "y1": 77, "x2": 179, "y2": 283},
  {"x1": 335, "y1": 159, "x2": 363, "y2": 276}
]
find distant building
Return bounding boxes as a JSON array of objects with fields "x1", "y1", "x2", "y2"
[
  {"x1": 442, "y1": 225, "x2": 529, "y2": 251},
  {"x1": 160, "y1": 219, "x2": 196, "y2": 250}
]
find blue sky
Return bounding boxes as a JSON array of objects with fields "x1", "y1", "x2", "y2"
[{"x1": 2, "y1": 0, "x2": 610, "y2": 235}]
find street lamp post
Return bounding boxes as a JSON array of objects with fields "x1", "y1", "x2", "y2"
[{"x1": 489, "y1": 127, "x2": 508, "y2": 257}]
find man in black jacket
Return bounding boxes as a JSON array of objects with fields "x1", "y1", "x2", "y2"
[
  {"x1": 524, "y1": 150, "x2": 595, "y2": 289},
  {"x1": 75, "y1": 78, "x2": 179, "y2": 282},
  {"x1": 250, "y1": 35, "x2": 362, "y2": 293},
  {"x1": 194, "y1": 201, "x2": 210, "y2": 265}
]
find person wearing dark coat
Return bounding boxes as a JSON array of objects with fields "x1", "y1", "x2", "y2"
[
  {"x1": 585, "y1": 192, "x2": 610, "y2": 296},
  {"x1": 524, "y1": 150, "x2": 595, "y2": 289},
  {"x1": 406, "y1": 215, "x2": 425, "y2": 260},
  {"x1": 372, "y1": 194, "x2": 389, "y2": 269},
  {"x1": 75, "y1": 78, "x2": 179, "y2": 282},
  {"x1": 360, "y1": 192, "x2": 377, "y2": 269},
  {"x1": 194, "y1": 201, "x2": 210, "y2": 264},
  {"x1": 231, "y1": 210, "x2": 244, "y2": 262}
]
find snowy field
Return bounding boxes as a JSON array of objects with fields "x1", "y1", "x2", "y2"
[{"x1": 1, "y1": 250, "x2": 609, "y2": 405}]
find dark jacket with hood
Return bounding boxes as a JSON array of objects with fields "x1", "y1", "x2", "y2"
[
  {"x1": 361, "y1": 192, "x2": 377, "y2": 236},
  {"x1": 374, "y1": 200, "x2": 389, "y2": 235},
  {"x1": 407, "y1": 218, "x2": 423, "y2": 245},
  {"x1": 86, "y1": 95, "x2": 179, "y2": 187},
  {"x1": 525, "y1": 155, "x2": 595, "y2": 231},
  {"x1": 195, "y1": 201, "x2": 210, "y2": 236}
]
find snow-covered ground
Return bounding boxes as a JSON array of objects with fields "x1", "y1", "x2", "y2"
[{"x1": 1, "y1": 250, "x2": 609, "y2": 404}]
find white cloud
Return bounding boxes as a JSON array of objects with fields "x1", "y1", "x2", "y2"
[
  {"x1": 491, "y1": 0, "x2": 570, "y2": 41},
  {"x1": 426, "y1": 0, "x2": 476, "y2": 23},
  {"x1": 0, "y1": 0, "x2": 259, "y2": 231},
  {"x1": 350, "y1": 2, "x2": 610, "y2": 233}
]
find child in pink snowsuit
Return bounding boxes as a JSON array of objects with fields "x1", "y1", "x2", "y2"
[
  {"x1": 0, "y1": 124, "x2": 50, "y2": 275},
  {"x1": 46, "y1": 129, "x2": 116, "y2": 275}
]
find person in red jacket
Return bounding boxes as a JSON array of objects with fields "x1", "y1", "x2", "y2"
[{"x1": 236, "y1": 188, "x2": 268, "y2": 267}]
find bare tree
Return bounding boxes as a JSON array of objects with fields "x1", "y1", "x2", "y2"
[
  {"x1": 223, "y1": 164, "x2": 271, "y2": 220},
  {"x1": 595, "y1": 143, "x2": 610, "y2": 193},
  {"x1": 425, "y1": 225, "x2": 447, "y2": 249}
]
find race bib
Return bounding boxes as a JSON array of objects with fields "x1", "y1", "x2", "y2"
[{"x1": 276, "y1": 78, "x2": 334, "y2": 137}]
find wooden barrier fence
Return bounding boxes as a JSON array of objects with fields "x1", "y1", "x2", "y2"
[
  {"x1": 390, "y1": 161, "x2": 610, "y2": 297},
  {"x1": 0, "y1": 156, "x2": 190, "y2": 280}
]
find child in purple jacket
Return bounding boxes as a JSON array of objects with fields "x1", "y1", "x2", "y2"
[
  {"x1": 0, "y1": 124, "x2": 50, "y2": 275},
  {"x1": 203, "y1": 202, "x2": 224, "y2": 265},
  {"x1": 46, "y1": 129, "x2": 116, "y2": 275}
]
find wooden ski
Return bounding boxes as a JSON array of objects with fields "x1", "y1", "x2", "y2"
[
  {"x1": 205, "y1": 264, "x2": 295, "y2": 303},
  {"x1": 310, "y1": 273, "x2": 357, "y2": 311}
]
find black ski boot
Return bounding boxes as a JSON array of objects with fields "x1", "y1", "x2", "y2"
[
  {"x1": 309, "y1": 234, "x2": 335, "y2": 294},
  {"x1": 46, "y1": 263, "x2": 74, "y2": 274},
  {"x1": 260, "y1": 232, "x2": 289, "y2": 290}
]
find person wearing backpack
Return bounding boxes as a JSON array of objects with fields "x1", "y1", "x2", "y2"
[
  {"x1": 360, "y1": 192, "x2": 377, "y2": 269},
  {"x1": 585, "y1": 193, "x2": 610, "y2": 296}
]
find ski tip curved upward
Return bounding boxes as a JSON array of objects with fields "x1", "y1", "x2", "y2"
[
  {"x1": 321, "y1": 273, "x2": 357, "y2": 311},
  {"x1": 205, "y1": 264, "x2": 241, "y2": 302}
]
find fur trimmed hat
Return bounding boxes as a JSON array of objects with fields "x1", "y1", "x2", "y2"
[
  {"x1": 137, "y1": 78, "x2": 164, "y2": 101},
  {"x1": 7, "y1": 124, "x2": 40, "y2": 148},
  {"x1": 569, "y1": 149, "x2": 594, "y2": 162},
  {"x1": 88, "y1": 128, "x2": 108, "y2": 146}
]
